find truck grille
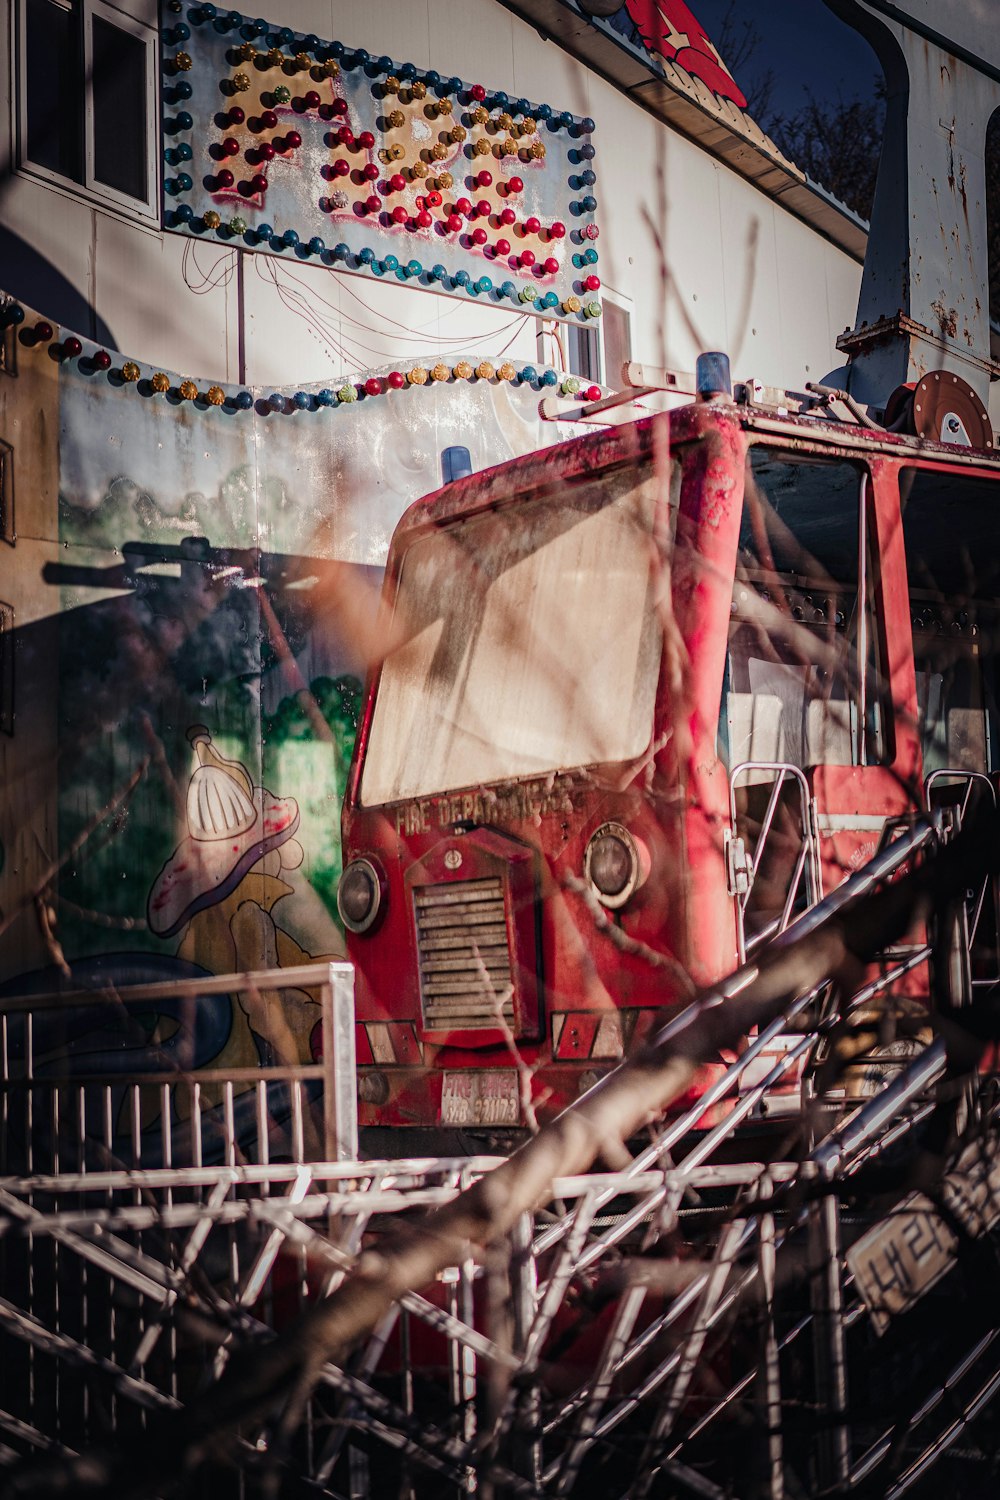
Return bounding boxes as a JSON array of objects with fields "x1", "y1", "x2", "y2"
[{"x1": 413, "y1": 878, "x2": 516, "y2": 1030}]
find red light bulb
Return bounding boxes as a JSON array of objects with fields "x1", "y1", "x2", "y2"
[
  {"x1": 358, "y1": 130, "x2": 375, "y2": 149},
  {"x1": 426, "y1": 189, "x2": 443, "y2": 207},
  {"x1": 544, "y1": 256, "x2": 559, "y2": 274},
  {"x1": 228, "y1": 106, "x2": 245, "y2": 125},
  {"x1": 365, "y1": 193, "x2": 381, "y2": 213},
  {"x1": 525, "y1": 215, "x2": 540, "y2": 234},
  {"x1": 332, "y1": 157, "x2": 349, "y2": 176},
  {"x1": 508, "y1": 176, "x2": 523, "y2": 194},
  {"x1": 477, "y1": 169, "x2": 493, "y2": 187},
  {"x1": 304, "y1": 91, "x2": 320, "y2": 109},
  {"x1": 260, "y1": 110, "x2": 277, "y2": 129},
  {"x1": 520, "y1": 248, "x2": 535, "y2": 266},
  {"x1": 387, "y1": 370, "x2": 406, "y2": 389},
  {"x1": 475, "y1": 199, "x2": 491, "y2": 217},
  {"x1": 391, "y1": 205, "x2": 408, "y2": 224},
  {"x1": 362, "y1": 162, "x2": 379, "y2": 180},
  {"x1": 470, "y1": 84, "x2": 486, "y2": 101},
  {"x1": 455, "y1": 197, "x2": 472, "y2": 215},
  {"x1": 495, "y1": 238, "x2": 510, "y2": 255},
  {"x1": 586, "y1": 385, "x2": 602, "y2": 402},
  {"x1": 472, "y1": 226, "x2": 487, "y2": 245},
  {"x1": 365, "y1": 377, "x2": 382, "y2": 396},
  {"x1": 216, "y1": 168, "x2": 234, "y2": 188},
  {"x1": 223, "y1": 137, "x2": 239, "y2": 155},
  {"x1": 549, "y1": 220, "x2": 566, "y2": 239},
  {"x1": 500, "y1": 207, "x2": 516, "y2": 226},
  {"x1": 259, "y1": 142, "x2": 275, "y2": 160},
  {"x1": 584, "y1": 274, "x2": 600, "y2": 291},
  {"x1": 390, "y1": 173, "x2": 406, "y2": 192},
  {"x1": 285, "y1": 130, "x2": 302, "y2": 149},
  {"x1": 447, "y1": 212, "x2": 463, "y2": 232},
  {"x1": 416, "y1": 209, "x2": 433, "y2": 228},
  {"x1": 252, "y1": 173, "x2": 268, "y2": 193},
  {"x1": 93, "y1": 349, "x2": 112, "y2": 370}
]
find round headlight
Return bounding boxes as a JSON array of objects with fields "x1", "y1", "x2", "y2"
[
  {"x1": 584, "y1": 823, "x2": 641, "y2": 909},
  {"x1": 337, "y1": 857, "x2": 385, "y2": 933}
]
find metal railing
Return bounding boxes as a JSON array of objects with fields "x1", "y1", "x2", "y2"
[
  {"x1": 0, "y1": 962, "x2": 357, "y2": 1172},
  {"x1": 1, "y1": 825, "x2": 998, "y2": 1496},
  {"x1": 728, "y1": 761, "x2": 822, "y2": 963}
]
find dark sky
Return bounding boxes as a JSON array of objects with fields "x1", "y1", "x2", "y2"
[{"x1": 690, "y1": 0, "x2": 883, "y2": 122}]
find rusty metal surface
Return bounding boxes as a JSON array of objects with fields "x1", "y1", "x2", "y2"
[{"x1": 826, "y1": 0, "x2": 1000, "y2": 406}]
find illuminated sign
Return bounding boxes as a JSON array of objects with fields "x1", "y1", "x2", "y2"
[{"x1": 160, "y1": 3, "x2": 601, "y2": 323}]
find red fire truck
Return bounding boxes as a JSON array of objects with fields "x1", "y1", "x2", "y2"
[{"x1": 338, "y1": 368, "x2": 1000, "y2": 1146}]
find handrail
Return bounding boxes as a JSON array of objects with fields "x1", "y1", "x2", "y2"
[{"x1": 728, "y1": 760, "x2": 822, "y2": 962}]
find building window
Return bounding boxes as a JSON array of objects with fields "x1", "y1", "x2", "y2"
[
  {"x1": 17, "y1": 0, "x2": 157, "y2": 218},
  {"x1": 0, "y1": 602, "x2": 12, "y2": 736},
  {"x1": 0, "y1": 440, "x2": 13, "y2": 546},
  {"x1": 537, "y1": 293, "x2": 633, "y2": 389},
  {"x1": 600, "y1": 293, "x2": 632, "y2": 389}
]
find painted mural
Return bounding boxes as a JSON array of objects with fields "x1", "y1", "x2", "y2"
[
  {"x1": 0, "y1": 291, "x2": 580, "y2": 1157},
  {"x1": 569, "y1": 1, "x2": 748, "y2": 110},
  {"x1": 161, "y1": 1, "x2": 601, "y2": 323}
]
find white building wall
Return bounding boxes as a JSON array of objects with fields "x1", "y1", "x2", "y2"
[{"x1": 0, "y1": 0, "x2": 862, "y2": 391}]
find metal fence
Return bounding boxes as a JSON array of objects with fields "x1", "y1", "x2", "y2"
[
  {"x1": 1, "y1": 835, "x2": 999, "y2": 1495},
  {"x1": 0, "y1": 962, "x2": 357, "y2": 1174}
]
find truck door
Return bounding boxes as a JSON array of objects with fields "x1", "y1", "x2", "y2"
[
  {"x1": 722, "y1": 446, "x2": 907, "y2": 959},
  {"x1": 900, "y1": 464, "x2": 1000, "y2": 997}
]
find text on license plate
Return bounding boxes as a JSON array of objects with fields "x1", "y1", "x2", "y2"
[{"x1": 441, "y1": 1071, "x2": 519, "y2": 1127}]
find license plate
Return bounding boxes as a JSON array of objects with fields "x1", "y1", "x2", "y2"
[
  {"x1": 441, "y1": 1070, "x2": 519, "y2": 1127},
  {"x1": 847, "y1": 1193, "x2": 958, "y2": 1335}
]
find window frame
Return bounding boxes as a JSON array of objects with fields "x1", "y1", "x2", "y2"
[
  {"x1": 535, "y1": 289, "x2": 634, "y2": 388},
  {"x1": 596, "y1": 285, "x2": 633, "y2": 388},
  {"x1": 724, "y1": 446, "x2": 890, "y2": 773},
  {"x1": 14, "y1": 0, "x2": 159, "y2": 223}
]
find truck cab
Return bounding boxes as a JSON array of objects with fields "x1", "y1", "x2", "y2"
[{"x1": 339, "y1": 394, "x2": 1000, "y2": 1147}]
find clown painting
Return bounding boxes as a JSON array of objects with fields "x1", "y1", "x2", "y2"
[{"x1": 148, "y1": 725, "x2": 346, "y2": 1083}]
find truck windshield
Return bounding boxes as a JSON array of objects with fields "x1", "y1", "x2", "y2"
[{"x1": 360, "y1": 461, "x2": 667, "y2": 805}]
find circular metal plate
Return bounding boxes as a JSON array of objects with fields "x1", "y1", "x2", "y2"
[{"x1": 911, "y1": 369, "x2": 993, "y2": 448}]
